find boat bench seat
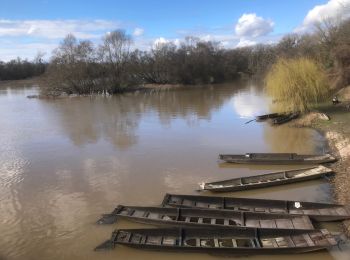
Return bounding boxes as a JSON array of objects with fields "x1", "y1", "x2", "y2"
[
  {"x1": 146, "y1": 235, "x2": 162, "y2": 245},
  {"x1": 162, "y1": 236, "x2": 177, "y2": 246}
]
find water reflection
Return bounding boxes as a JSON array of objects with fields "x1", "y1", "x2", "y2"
[
  {"x1": 264, "y1": 125, "x2": 327, "y2": 154},
  {"x1": 40, "y1": 84, "x2": 244, "y2": 149},
  {"x1": 231, "y1": 86, "x2": 270, "y2": 118}
]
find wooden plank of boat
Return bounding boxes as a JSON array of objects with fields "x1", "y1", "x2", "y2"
[
  {"x1": 161, "y1": 194, "x2": 350, "y2": 222},
  {"x1": 272, "y1": 112, "x2": 300, "y2": 125},
  {"x1": 95, "y1": 227, "x2": 337, "y2": 255},
  {"x1": 199, "y1": 166, "x2": 333, "y2": 192},
  {"x1": 97, "y1": 205, "x2": 315, "y2": 231},
  {"x1": 218, "y1": 153, "x2": 336, "y2": 165}
]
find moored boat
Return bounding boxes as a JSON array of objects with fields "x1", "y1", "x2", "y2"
[
  {"x1": 97, "y1": 205, "x2": 315, "y2": 230},
  {"x1": 162, "y1": 194, "x2": 350, "y2": 221},
  {"x1": 95, "y1": 227, "x2": 337, "y2": 254},
  {"x1": 272, "y1": 112, "x2": 300, "y2": 125},
  {"x1": 256, "y1": 113, "x2": 281, "y2": 121},
  {"x1": 218, "y1": 153, "x2": 336, "y2": 165},
  {"x1": 199, "y1": 166, "x2": 333, "y2": 192}
]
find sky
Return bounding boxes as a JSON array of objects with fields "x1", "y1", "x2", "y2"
[{"x1": 0, "y1": 0, "x2": 349, "y2": 61}]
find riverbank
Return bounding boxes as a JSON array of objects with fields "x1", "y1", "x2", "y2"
[
  {"x1": 1, "y1": 77, "x2": 240, "y2": 98},
  {"x1": 292, "y1": 86, "x2": 350, "y2": 236}
]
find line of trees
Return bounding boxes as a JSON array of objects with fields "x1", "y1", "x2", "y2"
[
  {"x1": 2, "y1": 17, "x2": 349, "y2": 95},
  {"x1": 42, "y1": 31, "x2": 288, "y2": 95},
  {"x1": 0, "y1": 54, "x2": 47, "y2": 81}
]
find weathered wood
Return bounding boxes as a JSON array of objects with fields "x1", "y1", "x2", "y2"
[
  {"x1": 199, "y1": 165, "x2": 333, "y2": 192},
  {"x1": 162, "y1": 193, "x2": 350, "y2": 222},
  {"x1": 95, "y1": 227, "x2": 338, "y2": 254},
  {"x1": 219, "y1": 153, "x2": 336, "y2": 165},
  {"x1": 97, "y1": 205, "x2": 315, "y2": 231}
]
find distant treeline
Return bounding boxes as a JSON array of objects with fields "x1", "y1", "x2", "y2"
[
  {"x1": 4, "y1": 18, "x2": 350, "y2": 95},
  {"x1": 0, "y1": 56, "x2": 46, "y2": 81}
]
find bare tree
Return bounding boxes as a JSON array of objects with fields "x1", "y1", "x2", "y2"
[
  {"x1": 98, "y1": 30, "x2": 133, "y2": 93},
  {"x1": 43, "y1": 34, "x2": 98, "y2": 95}
]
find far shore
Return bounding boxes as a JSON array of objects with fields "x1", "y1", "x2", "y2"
[
  {"x1": 0, "y1": 77, "x2": 41, "y2": 89},
  {"x1": 1, "y1": 77, "x2": 246, "y2": 98}
]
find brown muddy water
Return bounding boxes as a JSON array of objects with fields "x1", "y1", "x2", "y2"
[{"x1": 0, "y1": 82, "x2": 349, "y2": 260}]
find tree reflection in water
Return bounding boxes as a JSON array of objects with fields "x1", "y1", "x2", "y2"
[{"x1": 42, "y1": 83, "x2": 244, "y2": 149}]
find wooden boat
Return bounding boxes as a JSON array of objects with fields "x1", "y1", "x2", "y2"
[
  {"x1": 162, "y1": 194, "x2": 350, "y2": 221},
  {"x1": 256, "y1": 113, "x2": 281, "y2": 121},
  {"x1": 272, "y1": 112, "x2": 299, "y2": 125},
  {"x1": 95, "y1": 227, "x2": 337, "y2": 254},
  {"x1": 199, "y1": 166, "x2": 333, "y2": 192},
  {"x1": 97, "y1": 205, "x2": 315, "y2": 230},
  {"x1": 218, "y1": 153, "x2": 336, "y2": 165}
]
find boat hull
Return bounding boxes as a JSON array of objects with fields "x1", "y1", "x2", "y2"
[
  {"x1": 201, "y1": 166, "x2": 333, "y2": 192},
  {"x1": 121, "y1": 243, "x2": 328, "y2": 255},
  {"x1": 219, "y1": 153, "x2": 336, "y2": 165},
  {"x1": 97, "y1": 205, "x2": 315, "y2": 230},
  {"x1": 95, "y1": 227, "x2": 337, "y2": 255},
  {"x1": 162, "y1": 194, "x2": 350, "y2": 222}
]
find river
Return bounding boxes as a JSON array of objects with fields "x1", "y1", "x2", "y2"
[{"x1": 0, "y1": 81, "x2": 347, "y2": 259}]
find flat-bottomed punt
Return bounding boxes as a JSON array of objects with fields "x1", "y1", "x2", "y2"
[
  {"x1": 199, "y1": 166, "x2": 333, "y2": 192},
  {"x1": 95, "y1": 227, "x2": 337, "y2": 255},
  {"x1": 162, "y1": 194, "x2": 350, "y2": 221},
  {"x1": 219, "y1": 153, "x2": 336, "y2": 165},
  {"x1": 272, "y1": 112, "x2": 300, "y2": 125},
  {"x1": 97, "y1": 205, "x2": 314, "y2": 230},
  {"x1": 256, "y1": 113, "x2": 281, "y2": 121}
]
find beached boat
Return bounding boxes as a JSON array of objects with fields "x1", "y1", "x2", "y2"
[
  {"x1": 218, "y1": 153, "x2": 336, "y2": 165},
  {"x1": 95, "y1": 227, "x2": 337, "y2": 254},
  {"x1": 199, "y1": 166, "x2": 333, "y2": 192},
  {"x1": 256, "y1": 113, "x2": 281, "y2": 121},
  {"x1": 162, "y1": 194, "x2": 350, "y2": 221},
  {"x1": 272, "y1": 112, "x2": 300, "y2": 125},
  {"x1": 97, "y1": 205, "x2": 314, "y2": 230}
]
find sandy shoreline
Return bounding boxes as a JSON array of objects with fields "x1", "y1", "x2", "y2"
[
  {"x1": 323, "y1": 130, "x2": 350, "y2": 236},
  {"x1": 291, "y1": 86, "x2": 350, "y2": 236}
]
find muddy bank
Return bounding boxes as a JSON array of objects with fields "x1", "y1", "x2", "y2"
[
  {"x1": 324, "y1": 131, "x2": 350, "y2": 235},
  {"x1": 293, "y1": 113, "x2": 350, "y2": 235},
  {"x1": 291, "y1": 86, "x2": 350, "y2": 235}
]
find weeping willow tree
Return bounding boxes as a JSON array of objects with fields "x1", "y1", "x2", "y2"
[{"x1": 265, "y1": 57, "x2": 330, "y2": 112}]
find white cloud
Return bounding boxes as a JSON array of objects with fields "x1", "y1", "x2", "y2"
[
  {"x1": 0, "y1": 19, "x2": 121, "y2": 39},
  {"x1": 133, "y1": 27, "x2": 144, "y2": 36},
  {"x1": 0, "y1": 19, "x2": 136, "y2": 61},
  {"x1": 151, "y1": 37, "x2": 184, "y2": 49},
  {"x1": 236, "y1": 39, "x2": 256, "y2": 48},
  {"x1": 154, "y1": 37, "x2": 169, "y2": 44},
  {"x1": 296, "y1": 0, "x2": 350, "y2": 32},
  {"x1": 201, "y1": 34, "x2": 212, "y2": 41},
  {"x1": 235, "y1": 13, "x2": 274, "y2": 38},
  {"x1": 173, "y1": 38, "x2": 181, "y2": 46},
  {"x1": 0, "y1": 40, "x2": 57, "y2": 61},
  {"x1": 152, "y1": 37, "x2": 170, "y2": 48}
]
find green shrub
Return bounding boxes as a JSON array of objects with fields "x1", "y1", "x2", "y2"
[{"x1": 265, "y1": 57, "x2": 330, "y2": 112}]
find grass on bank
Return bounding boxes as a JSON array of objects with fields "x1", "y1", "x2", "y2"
[{"x1": 265, "y1": 57, "x2": 330, "y2": 112}]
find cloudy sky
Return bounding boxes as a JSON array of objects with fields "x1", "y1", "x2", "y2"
[{"x1": 0, "y1": 0, "x2": 349, "y2": 61}]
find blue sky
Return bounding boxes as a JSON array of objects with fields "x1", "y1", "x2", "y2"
[{"x1": 0, "y1": 0, "x2": 349, "y2": 61}]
